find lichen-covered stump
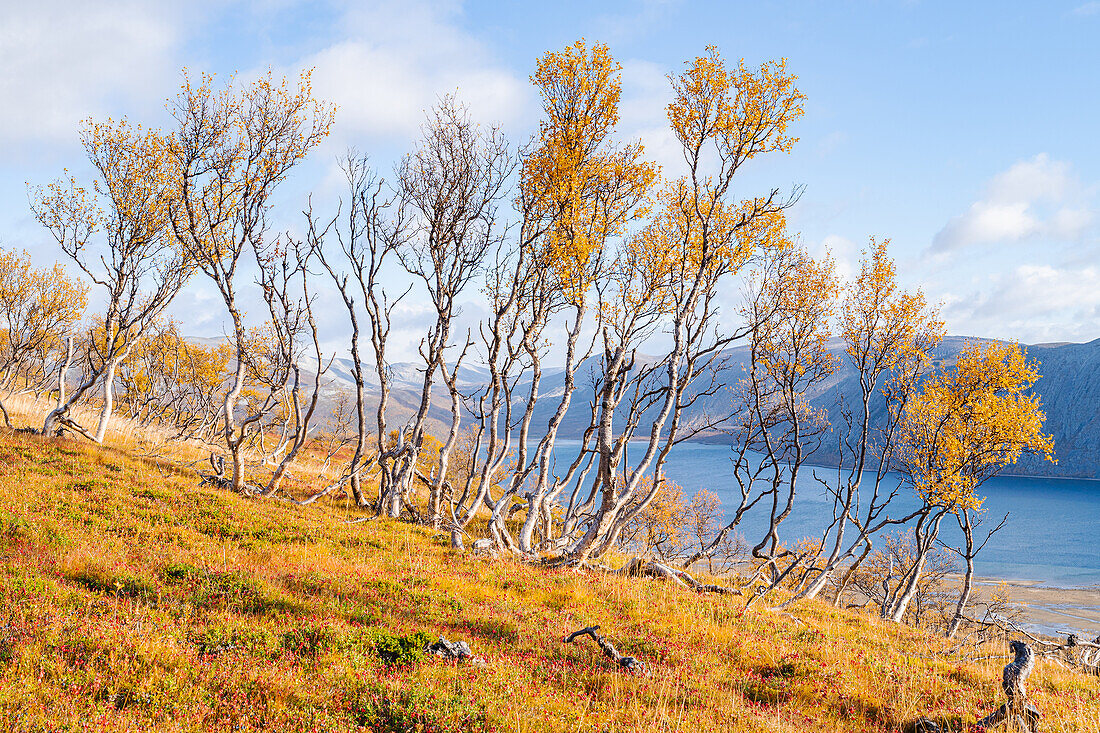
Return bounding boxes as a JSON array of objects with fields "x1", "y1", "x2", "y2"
[
  {"x1": 564, "y1": 625, "x2": 649, "y2": 676},
  {"x1": 977, "y1": 640, "x2": 1040, "y2": 732}
]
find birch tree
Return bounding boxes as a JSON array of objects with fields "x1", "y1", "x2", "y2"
[
  {"x1": 310, "y1": 154, "x2": 409, "y2": 508},
  {"x1": 941, "y1": 507, "x2": 1009, "y2": 638},
  {"x1": 0, "y1": 249, "x2": 88, "y2": 427},
  {"x1": 696, "y1": 245, "x2": 837, "y2": 595},
  {"x1": 381, "y1": 97, "x2": 513, "y2": 519},
  {"x1": 32, "y1": 119, "x2": 191, "y2": 441},
  {"x1": 114, "y1": 318, "x2": 231, "y2": 439},
  {"x1": 774, "y1": 239, "x2": 944, "y2": 606},
  {"x1": 167, "y1": 70, "x2": 333, "y2": 492},
  {"x1": 450, "y1": 41, "x2": 653, "y2": 552},
  {"x1": 887, "y1": 340, "x2": 1053, "y2": 623},
  {"x1": 557, "y1": 48, "x2": 806, "y2": 565}
]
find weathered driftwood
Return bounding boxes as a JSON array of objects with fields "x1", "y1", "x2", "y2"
[
  {"x1": 912, "y1": 719, "x2": 943, "y2": 733},
  {"x1": 198, "y1": 453, "x2": 266, "y2": 495},
  {"x1": 1064, "y1": 634, "x2": 1100, "y2": 674},
  {"x1": 616, "y1": 557, "x2": 741, "y2": 595},
  {"x1": 964, "y1": 612, "x2": 1100, "y2": 675},
  {"x1": 564, "y1": 625, "x2": 649, "y2": 676},
  {"x1": 199, "y1": 454, "x2": 234, "y2": 490},
  {"x1": 470, "y1": 538, "x2": 499, "y2": 558},
  {"x1": 977, "y1": 640, "x2": 1040, "y2": 732}
]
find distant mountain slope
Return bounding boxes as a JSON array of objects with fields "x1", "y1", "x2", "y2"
[
  {"x1": 682, "y1": 335, "x2": 1099, "y2": 480},
  {"x1": 1013, "y1": 338, "x2": 1100, "y2": 478},
  {"x1": 299, "y1": 335, "x2": 1100, "y2": 480}
]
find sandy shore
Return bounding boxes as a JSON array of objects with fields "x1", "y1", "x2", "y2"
[{"x1": 972, "y1": 577, "x2": 1100, "y2": 639}]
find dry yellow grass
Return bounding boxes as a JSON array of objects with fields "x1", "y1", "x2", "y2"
[{"x1": 1, "y1": 425, "x2": 1098, "y2": 732}]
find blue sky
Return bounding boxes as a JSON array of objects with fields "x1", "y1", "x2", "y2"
[{"x1": 3, "y1": 0, "x2": 1100, "y2": 356}]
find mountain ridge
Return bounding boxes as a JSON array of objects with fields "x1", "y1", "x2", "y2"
[{"x1": 236, "y1": 333, "x2": 1100, "y2": 480}]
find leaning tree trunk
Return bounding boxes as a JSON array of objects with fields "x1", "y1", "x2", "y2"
[
  {"x1": 946, "y1": 555, "x2": 975, "y2": 639},
  {"x1": 889, "y1": 511, "x2": 945, "y2": 623},
  {"x1": 946, "y1": 510, "x2": 980, "y2": 638},
  {"x1": 92, "y1": 357, "x2": 120, "y2": 443},
  {"x1": 42, "y1": 338, "x2": 88, "y2": 437},
  {"x1": 518, "y1": 305, "x2": 585, "y2": 553},
  {"x1": 220, "y1": 349, "x2": 250, "y2": 493}
]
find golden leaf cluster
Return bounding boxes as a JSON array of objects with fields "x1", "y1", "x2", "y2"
[
  {"x1": 168, "y1": 69, "x2": 335, "y2": 267},
  {"x1": 523, "y1": 40, "x2": 657, "y2": 303},
  {"x1": 668, "y1": 47, "x2": 804, "y2": 160},
  {"x1": 900, "y1": 340, "x2": 1054, "y2": 510},
  {"x1": 842, "y1": 237, "x2": 945, "y2": 385},
  {"x1": 757, "y1": 248, "x2": 839, "y2": 385},
  {"x1": 0, "y1": 249, "x2": 88, "y2": 365},
  {"x1": 32, "y1": 117, "x2": 180, "y2": 264},
  {"x1": 120, "y1": 320, "x2": 231, "y2": 404}
]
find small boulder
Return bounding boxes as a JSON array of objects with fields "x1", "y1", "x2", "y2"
[
  {"x1": 426, "y1": 636, "x2": 486, "y2": 666},
  {"x1": 470, "y1": 538, "x2": 497, "y2": 558}
]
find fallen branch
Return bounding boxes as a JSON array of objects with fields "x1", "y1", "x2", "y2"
[
  {"x1": 342, "y1": 516, "x2": 377, "y2": 525},
  {"x1": 616, "y1": 557, "x2": 741, "y2": 595},
  {"x1": 771, "y1": 610, "x2": 808, "y2": 628},
  {"x1": 53, "y1": 414, "x2": 96, "y2": 441},
  {"x1": 563, "y1": 625, "x2": 648, "y2": 676},
  {"x1": 962, "y1": 613, "x2": 1100, "y2": 675}
]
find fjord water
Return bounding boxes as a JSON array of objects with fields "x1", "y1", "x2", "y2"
[
  {"x1": 666, "y1": 442, "x2": 1100, "y2": 587},
  {"x1": 550, "y1": 440, "x2": 1100, "y2": 587}
]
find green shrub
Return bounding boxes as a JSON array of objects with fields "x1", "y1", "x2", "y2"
[
  {"x1": 193, "y1": 625, "x2": 279, "y2": 658},
  {"x1": 159, "y1": 561, "x2": 200, "y2": 583},
  {"x1": 0, "y1": 624, "x2": 18, "y2": 665},
  {"x1": 465, "y1": 616, "x2": 516, "y2": 643},
  {"x1": 96, "y1": 684, "x2": 151, "y2": 711},
  {"x1": 133, "y1": 487, "x2": 171, "y2": 502},
  {"x1": 159, "y1": 562, "x2": 297, "y2": 615},
  {"x1": 66, "y1": 479, "x2": 110, "y2": 493},
  {"x1": 280, "y1": 625, "x2": 337, "y2": 657},
  {"x1": 0, "y1": 512, "x2": 30, "y2": 543},
  {"x1": 369, "y1": 628, "x2": 432, "y2": 665},
  {"x1": 345, "y1": 606, "x2": 382, "y2": 626}
]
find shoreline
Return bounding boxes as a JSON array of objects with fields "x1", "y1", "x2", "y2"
[{"x1": 969, "y1": 575, "x2": 1100, "y2": 638}]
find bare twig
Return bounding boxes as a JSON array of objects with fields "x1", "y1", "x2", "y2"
[{"x1": 563, "y1": 625, "x2": 648, "y2": 676}]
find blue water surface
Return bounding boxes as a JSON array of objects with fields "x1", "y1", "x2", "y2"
[{"x1": 547, "y1": 440, "x2": 1100, "y2": 587}]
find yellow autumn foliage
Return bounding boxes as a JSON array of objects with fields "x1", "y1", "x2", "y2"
[
  {"x1": 900, "y1": 340, "x2": 1054, "y2": 510},
  {"x1": 0, "y1": 249, "x2": 88, "y2": 387},
  {"x1": 523, "y1": 40, "x2": 657, "y2": 303}
]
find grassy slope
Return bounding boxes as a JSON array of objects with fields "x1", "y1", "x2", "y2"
[{"x1": 1, "y1": 429, "x2": 1098, "y2": 732}]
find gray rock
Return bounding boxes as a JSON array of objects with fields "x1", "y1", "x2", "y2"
[
  {"x1": 426, "y1": 636, "x2": 485, "y2": 666},
  {"x1": 471, "y1": 538, "x2": 497, "y2": 558}
]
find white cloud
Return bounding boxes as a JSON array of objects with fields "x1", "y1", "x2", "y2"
[
  {"x1": 1050, "y1": 206, "x2": 1093, "y2": 236},
  {"x1": 986, "y1": 154, "x2": 1073, "y2": 202},
  {"x1": 931, "y1": 154, "x2": 1093, "y2": 253},
  {"x1": 298, "y1": 1, "x2": 529, "y2": 145},
  {"x1": 618, "y1": 59, "x2": 673, "y2": 148},
  {"x1": 942, "y1": 263, "x2": 1100, "y2": 343},
  {"x1": 815, "y1": 234, "x2": 858, "y2": 284},
  {"x1": 1073, "y1": 2, "x2": 1100, "y2": 15},
  {"x1": 935, "y1": 201, "x2": 1039, "y2": 249},
  {"x1": 0, "y1": 1, "x2": 182, "y2": 146}
]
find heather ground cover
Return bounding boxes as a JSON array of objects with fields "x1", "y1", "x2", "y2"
[{"x1": 1, "y1": 428, "x2": 1098, "y2": 732}]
